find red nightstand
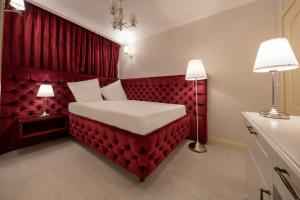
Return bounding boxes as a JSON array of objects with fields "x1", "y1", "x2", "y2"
[{"x1": 17, "y1": 114, "x2": 68, "y2": 148}]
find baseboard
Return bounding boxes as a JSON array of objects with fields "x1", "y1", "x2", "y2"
[{"x1": 208, "y1": 137, "x2": 246, "y2": 150}]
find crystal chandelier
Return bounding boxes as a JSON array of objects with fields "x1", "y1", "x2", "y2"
[{"x1": 109, "y1": 0, "x2": 137, "y2": 31}]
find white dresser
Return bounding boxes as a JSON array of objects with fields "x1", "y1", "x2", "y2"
[{"x1": 242, "y1": 112, "x2": 300, "y2": 200}]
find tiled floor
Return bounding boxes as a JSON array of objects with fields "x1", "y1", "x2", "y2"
[{"x1": 0, "y1": 137, "x2": 246, "y2": 200}]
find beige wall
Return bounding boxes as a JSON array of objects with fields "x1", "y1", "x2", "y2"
[
  {"x1": 281, "y1": 0, "x2": 294, "y2": 8},
  {"x1": 120, "y1": 0, "x2": 280, "y2": 145}
]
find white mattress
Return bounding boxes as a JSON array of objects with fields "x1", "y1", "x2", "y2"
[{"x1": 68, "y1": 100, "x2": 186, "y2": 135}]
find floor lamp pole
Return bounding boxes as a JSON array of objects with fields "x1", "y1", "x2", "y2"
[
  {"x1": 196, "y1": 79, "x2": 199, "y2": 142},
  {"x1": 188, "y1": 79, "x2": 207, "y2": 153}
]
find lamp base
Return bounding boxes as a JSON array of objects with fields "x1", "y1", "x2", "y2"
[
  {"x1": 188, "y1": 141, "x2": 207, "y2": 153},
  {"x1": 259, "y1": 106, "x2": 289, "y2": 119},
  {"x1": 40, "y1": 111, "x2": 50, "y2": 118}
]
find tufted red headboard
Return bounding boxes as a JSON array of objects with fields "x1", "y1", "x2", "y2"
[
  {"x1": 0, "y1": 67, "x2": 207, "y2": 153},
  {"x1": 0, "y1": 67, "x2": 116, "y2": 153},
  {"x1": 121, "y1": 76, "x2": 207, "y2": 144}
]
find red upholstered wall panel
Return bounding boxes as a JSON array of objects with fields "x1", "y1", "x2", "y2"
[
  {"x1": 121, "y1": 76, "x2": 207, "y2": 143},
  {"x1": 0, "y1": 67, "x2": 116, "y2": 153}
]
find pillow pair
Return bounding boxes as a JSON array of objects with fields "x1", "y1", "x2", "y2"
[{"x1": 67, "y1": 79, "x2": 127, "y2": 102}]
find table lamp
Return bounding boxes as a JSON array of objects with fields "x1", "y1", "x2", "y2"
[
  {"x1": 37, "y1": 84, "x2": 55, "y2": 117},
  {"x1": 186, "y1": 59, "x2": 207, "y2": 153},
  {"x1": 253, "y1": 38, "x2": 299, "y2": 119}
]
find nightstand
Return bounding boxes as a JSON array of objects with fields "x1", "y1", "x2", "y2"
[{"x1": 17, "y1": 114, "x2": 68, "y2": 148}]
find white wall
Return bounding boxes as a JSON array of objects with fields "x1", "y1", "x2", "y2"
[{"x1": 119, "y1": 0, "x2": 280, "y2": 145}]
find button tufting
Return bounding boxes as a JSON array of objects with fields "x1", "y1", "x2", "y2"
[
  {"x1": 125, "y1": 144, "x2": 131, "y2": 150},
  {"x1": 68, "y1": 113, "x2": 190, "y2": 180}
]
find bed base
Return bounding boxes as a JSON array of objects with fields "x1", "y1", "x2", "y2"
[{"x1": 69, "y1": 113, "x2": 190, "y2": 181}]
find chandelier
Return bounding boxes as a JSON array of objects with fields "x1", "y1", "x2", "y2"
[{"x1": 109, "y1": 0, "x2": 137, "y2": 31}]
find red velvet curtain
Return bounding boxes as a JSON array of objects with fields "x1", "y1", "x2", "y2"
[{"x1": 2, "y1": 2, "x2": 120, "y2": 78}]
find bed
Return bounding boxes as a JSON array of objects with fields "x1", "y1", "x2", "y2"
[
  {"x1": 68, "y1": 100, "x2": 190, "y2": 181},
  {"x1": 0, "y1": 67, "x2": 207, "y2": 155}
]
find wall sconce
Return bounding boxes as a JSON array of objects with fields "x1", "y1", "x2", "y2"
[
  {"x1": 124, "y1": 45, "x2": 133, "y2": 59},
  {"x1": 10, "y1": 0, "x2": 25, "y2": 11},
  {"x1": 4, "y1": 0, "x2": 25, "y2": 15}
]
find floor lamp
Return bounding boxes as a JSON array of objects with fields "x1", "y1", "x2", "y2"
[
  {"x1": 186, "y1": 59, "x2": 207, "y2": 153},
  {"x1": 253, "y1": 38, "x2": 299, "y2": 119}
]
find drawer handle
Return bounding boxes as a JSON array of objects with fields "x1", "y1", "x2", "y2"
[
  {"x1": 260, "y1": 188, "x2": 271, "y2": 200},
  {"x1": 247, "y1": 126, "x2": 257, "y2": 135},
  {"x1": 274, "y1": 167, "x2": 300, "y2": 200}
]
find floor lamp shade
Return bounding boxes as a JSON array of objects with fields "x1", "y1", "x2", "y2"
[
  {"x1": 186, "y1": 60, "x2": 207, "y2": 80},
  {"x1": 185, "y1": 59, "x2": 207, "y2": 153},
  {"x1": 253, "y1": 38, "x2": 299, "y2": 73},
  {"x1": 10, "y1": 0, "x2": 25, "y2": 11}
]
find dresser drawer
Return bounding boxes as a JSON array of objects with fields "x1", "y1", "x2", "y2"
[
  {"x1": 244, "y1": 119, "x2": 273, "y2": 189},
  {"x1": 247, "y1": 150, "x2": 272, "y2": 200},
  {"x1": 273, "y1": 150, "x2": 300, "y2": 200}
]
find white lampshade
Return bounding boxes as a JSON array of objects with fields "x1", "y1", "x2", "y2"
[
  {"x1": 37, "y1": 84, "x2": 54, "y2": 97},
  {"x1": 124, "y1": 45, "x2": 129, "y2": 54},
  {"x1": 186, "y1": 59, "x2": 207, "y2": 80},
  {"x1": 10, "y1": 0, "x2": 25, "y2": 11},
  {"x1": 253, "y1": 38, "x2": 299, "y2": 73}
]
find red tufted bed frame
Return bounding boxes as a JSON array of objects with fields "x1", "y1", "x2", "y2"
[
  {"x1": 69, "y1": 113, "x2": 190, "y2": 181},
  {"x1": 0, "y1": 66, "x2": 207, "y2": 181}
]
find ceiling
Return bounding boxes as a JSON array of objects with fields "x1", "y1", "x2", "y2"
[{"x1": 26, "y1": 0, "x2": 256, "y2": 44}]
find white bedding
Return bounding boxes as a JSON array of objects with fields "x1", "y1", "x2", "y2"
[{"x1": 68, "y1": 100, "x2": 186, "y2": 135}]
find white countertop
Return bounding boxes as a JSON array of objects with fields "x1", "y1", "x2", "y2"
[{"x1": 242, "y1": 112, "x2": 300, "y2": 177}]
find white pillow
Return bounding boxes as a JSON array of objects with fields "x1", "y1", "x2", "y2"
[
  {"x1": 101, "y1": 80, "x2": 127, "y2": 100},
  {"x1": 67, "y1": 79, "x2": 103, "y2": 102}
]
